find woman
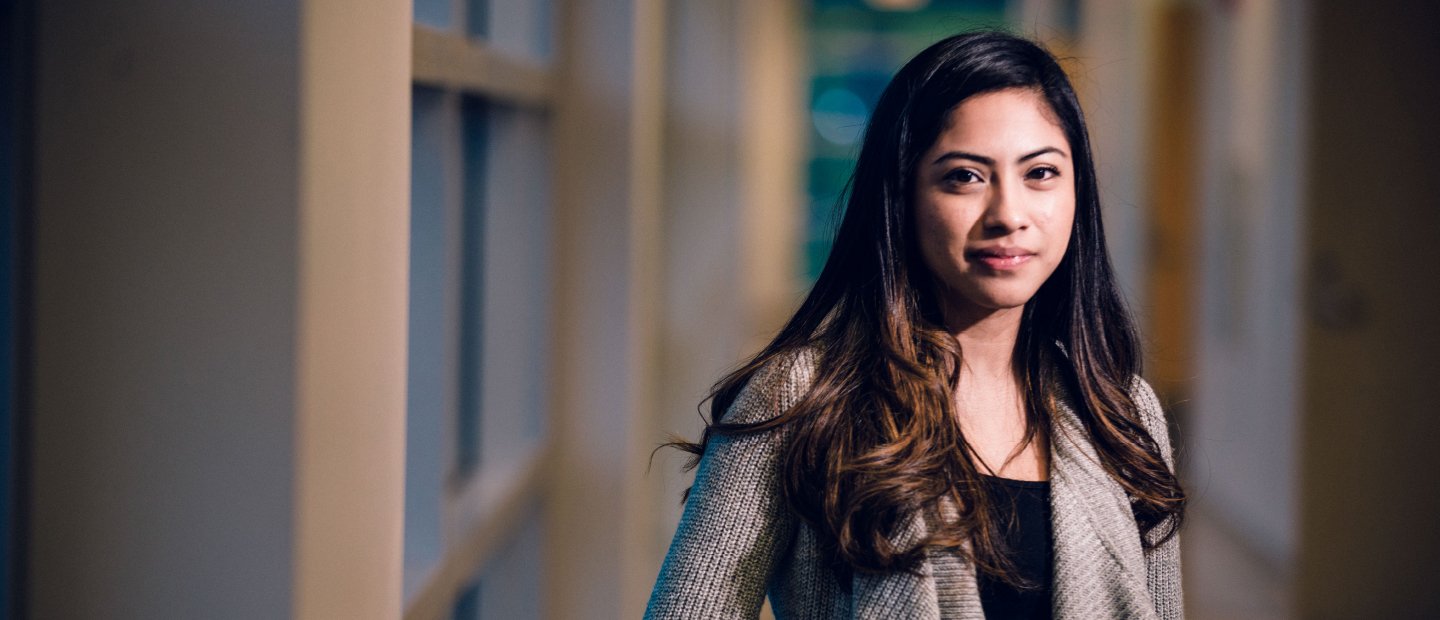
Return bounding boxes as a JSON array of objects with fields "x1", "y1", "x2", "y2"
[{"x1": 646, "y1": 30, "x2": 1184, "y2": 620}]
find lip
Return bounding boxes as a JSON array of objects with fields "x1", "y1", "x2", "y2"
[{"x1": 965, "y1": 246, "x2": 1038, "y2": 270}]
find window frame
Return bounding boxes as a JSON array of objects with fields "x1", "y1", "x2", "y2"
[{"x1": 404, "y1": 13, "x2": 556, "y2": 620}]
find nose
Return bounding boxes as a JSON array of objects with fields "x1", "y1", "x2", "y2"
[{"x1": 981, "y1": 181, "x2": 1029, "y2": 236}]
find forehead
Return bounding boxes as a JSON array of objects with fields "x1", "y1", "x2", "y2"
[{"x1": 930, "y1": 88, "x2": 1067, "y2": 154}]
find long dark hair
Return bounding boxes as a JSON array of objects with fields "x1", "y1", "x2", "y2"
[{"x1": 667, "y1": 30, "x2": 1184, "y2": 588}]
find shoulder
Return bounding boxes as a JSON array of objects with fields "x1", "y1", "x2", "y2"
[
  {"x1": 719, "y1": 346, "x2": 821, "y2": 425},
  {"x1": 1128, "y1": 375, "x2": 1175, "y2": 465},
  {"x1": 1128, "y1": 376, "x2": 1165, "y2": 427}
]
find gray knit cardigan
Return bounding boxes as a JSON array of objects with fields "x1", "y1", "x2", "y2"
[{"x1": 644, "y1": 348, "x2": 1183, "y2": 619}]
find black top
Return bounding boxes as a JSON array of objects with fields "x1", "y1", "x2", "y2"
[{"x1": 974, "y1": 474, "x2": 1052, "y2": 619}]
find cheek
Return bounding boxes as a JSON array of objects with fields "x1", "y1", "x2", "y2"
[
  {"x1": 1058, "y1": 191, "x2": 1077, "y2": 230},
  {"x1": 1046, "y1": 196, "x2": 1077, "y2": 262},
  {"x1": 1036, "y1": 187, "x2": 1075, "y2": 224},
  {"x1": 1025, "y1": 176, "x2": 1076, "y2": 242},
  {"x1": 913, "y1": 200, "x2": 971, "y2": 271}
]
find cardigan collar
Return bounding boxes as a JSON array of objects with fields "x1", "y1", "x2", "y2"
[{"x1": 847, "y1": 394, "x2": 1160, "y2": 619}]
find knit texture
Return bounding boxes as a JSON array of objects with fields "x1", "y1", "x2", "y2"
[{"x1": 644, "y1": 348, "x2": 1183, "y2": 619}]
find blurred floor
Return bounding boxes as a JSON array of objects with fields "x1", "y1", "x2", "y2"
[{"x1": 1185, "y1": 506, "x2": 1291, "y2": 620}]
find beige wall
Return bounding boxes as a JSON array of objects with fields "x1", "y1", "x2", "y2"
[
  {"x1": 1076, "y1": 0, "x2": 1156, "y2": 314},
  {"x1": 293, "y1": 0, "x2": 410, "y2": 617},
  {"x1": 1175, "y1": 1, "x2": 1440, "y2": 617},
  {"x1": 547, "y1": 0, "x2": 667, "y2": 617},
  {"x1": 29, "y1": 1, "x2": 409, "y2": 617},
  {"x1": 548, "y1": 0, "x2": 806, "y2": 617},
  {"x1": 20, "y1": 2, "x2": 841, "y2": 618},
  {"x1": 1298, "y1": 1, "x2": 1440, "y2": 616},
  {"x1": 1182, "y1": 2, "x2": 1309, "y2": 617},
  {"x1": 652, "y1": 0, "x2": 807, "y2": 560}
]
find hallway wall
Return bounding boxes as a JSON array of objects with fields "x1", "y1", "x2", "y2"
[
  {"x1": 1298, "y1": 1, "x2": 1440, "y2": 616},
  {"x1": 27, "y1": 1, "x2": 410, "y2": 617},
  {"x1": 18, "y1": 2, "x2": 1440, "y2": 618}
]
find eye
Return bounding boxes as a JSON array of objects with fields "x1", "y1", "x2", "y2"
[
  {"x1": 1026, "y1": 165, "x2": 1061, "y2": 181},
  {"x1": 942, "y1": 168, "x2": 984, "y2": 186}
]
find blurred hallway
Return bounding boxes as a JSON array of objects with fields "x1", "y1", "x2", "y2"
[
  {"x1": 2, "y1": 0, "x2": 1438, "y2": 618},
  {"x1": 1185, "y1": 504, "x2": 1291, "y2": 620}
]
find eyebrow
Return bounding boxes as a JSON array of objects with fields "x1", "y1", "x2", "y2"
[{"x1": 930, "y1": 146, "x2": 1068, "y2": 166}]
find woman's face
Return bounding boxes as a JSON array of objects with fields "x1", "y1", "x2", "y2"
[{"x1": 912, "y1": 87, "x2": 1076, "y2": 321}]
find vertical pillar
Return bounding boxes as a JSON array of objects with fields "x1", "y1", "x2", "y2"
[{"x1": 292, "y1": 0, "x2": 410, "y2": 617}]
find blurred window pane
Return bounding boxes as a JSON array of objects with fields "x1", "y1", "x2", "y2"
[
  {"x1": 478, "y1": 102, "x2": 550, "y2": 468},
  {"x1": 405, "y1": 85, "x2": 455, "y2": 600},
  {"x1": 408, "y1": 3, "x2": 553, "y2": 612},
  {"x1": 466, "y1": 0, "x2": 488, "y2": 38},
  {"x1": 456, "y1": 96, "x2": 488, "y2": 481},
  {"x1": 451, "y1": 503, "x2": 543, "y2": 620},
  {"x1": 484, "y1": 0, "x2": 553, "y2": 63},
  {"x1": 414, "y1": 0, "x2": 452, "y2": 30}
]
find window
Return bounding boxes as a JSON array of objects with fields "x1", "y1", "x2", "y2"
[
  {"x1": 404, "y1": 1, "x2": 554, "y2": 618},
  {"x1": 450, "y1": 502, "x2": 543, "y2": 620}
]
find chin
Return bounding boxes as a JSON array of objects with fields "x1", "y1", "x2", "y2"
[{"x1": 962, "y1": 284, "x2": 1041, "y2": 312}]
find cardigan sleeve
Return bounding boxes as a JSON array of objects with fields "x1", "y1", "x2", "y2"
[
  {"x1": 1132, "y1": 377, "x2": 1185, "y2": 620},
  {"x1": 643, "y1": 349, "x2": 816, "y2": 620}
]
